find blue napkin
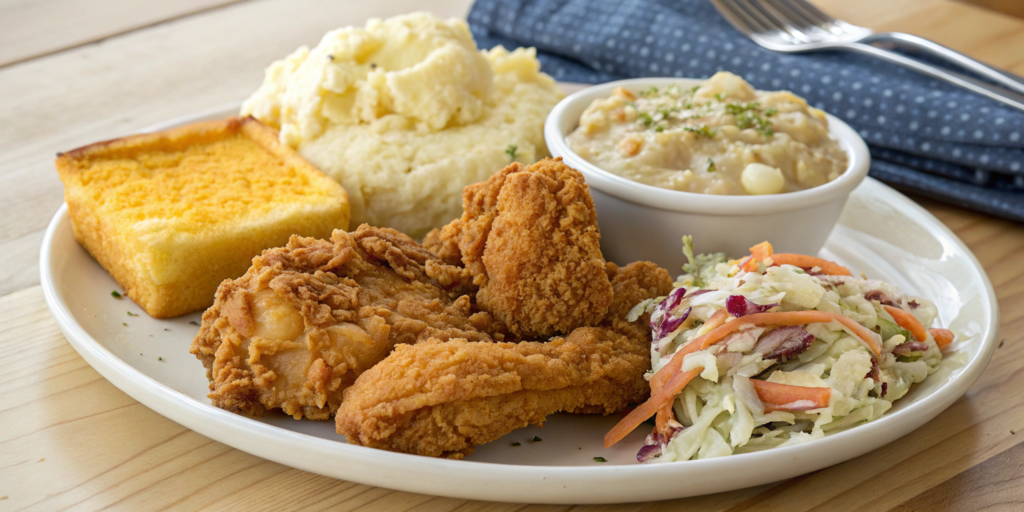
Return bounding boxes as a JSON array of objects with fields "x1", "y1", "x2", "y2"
[{"x1": 468, "y1": 0, "x2": 1024, "y2": 222}]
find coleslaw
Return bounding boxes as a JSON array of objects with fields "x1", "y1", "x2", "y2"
[{"x1": 607, "y1": 237, "x2": 955, "y2": 462}]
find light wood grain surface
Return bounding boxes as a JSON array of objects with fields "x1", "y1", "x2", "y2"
[{"x1": 1, "y1": 0, "x2": 1022, "y2": 510}]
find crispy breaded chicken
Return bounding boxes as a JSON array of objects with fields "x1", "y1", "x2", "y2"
[
  {"x1": 424, "y1": 158, "x2": 613, "y2": 339},
  {"x1": 190, "y1": 225, "x2": 505, "y2": 420},
  {"x1": 334, "y1": 261, "x2": 672, "y2": 458}
]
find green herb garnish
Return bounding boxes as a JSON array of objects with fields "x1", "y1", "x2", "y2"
[
  {"x1": 593, "y1": 457, "x2": 607, "y2": 463},
  {"x1": 122, "y1": 323, "x2": 128, "y2": 327},
  {"x1": 638, "y1": 112, "x2": 654, "y2": 127},
  {"x1": 654, "y1": 125, "x2": 665, "y2": 133},
  {"x1": 505, "y1": 144, "x2": 518, "y2": 162},
  {"x1": 158, "y1": 357, "x2": 163, "y2": 361},
  {"x1": 512, "y1": 442, "x2": 521, "y2": 446},
  {"x1": 111, "y1": 291, "x2": 122, "y2": 299},
  {"x1": 714, "y1": 92, "x2": 726, "y2": 101},
  {"x1": 737, "y1": 112, "x2": 774, "y2": 137},
  {"x1": 532, "y1": 436, "x2": 543, "y2": 442},
  {"x1": 724, "y1": 102, "x2": 760, "y2": 115},
  {"x1": 127, "y1": 311, "x2": 138, "y2": 317},
  {"x1": 684, "y1": 125, "x2": 718, "y2": 138},
  {"x1": 707, "y1": 158, "x2": 716, "y2": 172},
  {"x1": 640, "y1": 86, "x2": 659, "y2": 97},
  {"x1": 690, "y1": 85, "x2": 701, "y2": 94},
  {"x1": 726, "y1": 102, "x2": 774, "y2": 137}
]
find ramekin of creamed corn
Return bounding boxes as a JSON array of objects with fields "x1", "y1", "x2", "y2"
[{"x1": 545, "y1": 75, "x2": 869, "y2": 271}]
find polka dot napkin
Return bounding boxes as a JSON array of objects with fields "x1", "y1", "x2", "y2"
[{"x1": 469, "y1": 0, "x2": 1024, "y2": 222}]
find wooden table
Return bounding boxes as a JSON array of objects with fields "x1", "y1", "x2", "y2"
[{"x1": 1, "y1": 0, "x2": 1022, "y2": 510}]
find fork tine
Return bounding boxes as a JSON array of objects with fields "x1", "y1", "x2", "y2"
[
  {"x1": 713, "y1": 0, "x2": 803, "y2": 47},
  {"x1": 759, "y1": 0, "x2": 818, "y2": 29},
  {"x1": 775, "y1": 0, "x2": 837, "y2": 26},
  {"x1": 710, "y1": 0, "x2": 758, "y2": 36},
  {"x1": 744, "y1": 0, "x2": 813, "y2": 43},
  {"x1": 759, "y1": 0, "x2": 836, "y2": 38},
  {"x1": 718, "y1": 0, "x2": 775, "y2": 36},
  {"x1": 772, "y1": 0, "x2": 859, "y2": 37}
]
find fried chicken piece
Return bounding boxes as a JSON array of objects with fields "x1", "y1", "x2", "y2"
[
  {"x1": 190, "y1": 225, "x2": 505, "y2": 420},
  {"x1": 335, "y1": 261, "x2": 672, "y2": 458},
  {"x1": 423, "y1": 158, "x2": 613, "y2": 339}
]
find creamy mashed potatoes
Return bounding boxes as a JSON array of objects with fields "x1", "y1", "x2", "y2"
[
  {"x1": 242, "y1": 13, "x2": 562, "y2": 237},
  {"x1": 566, "y1": 72, "x2": 848, "y2": 195}
]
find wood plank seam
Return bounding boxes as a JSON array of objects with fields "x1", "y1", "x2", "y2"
[
  {"x1": 0, "y1": 0, "x2": 253, "y2": 71},
  {"x1": 30, "y1": 429, "x2": 198, "y2": 509}
]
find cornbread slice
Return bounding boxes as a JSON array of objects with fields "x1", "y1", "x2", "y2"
[{"x1": 55, "y1": 116, "x2": 350, "y2": 318}]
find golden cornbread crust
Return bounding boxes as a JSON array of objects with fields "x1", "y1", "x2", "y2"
[{"x1": 55, "y1": 116, "x2": 350, "y2": 318}]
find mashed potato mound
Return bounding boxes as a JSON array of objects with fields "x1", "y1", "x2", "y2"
[{"x1": 242, "y1": 12, "x2": 563, "y2": 237}]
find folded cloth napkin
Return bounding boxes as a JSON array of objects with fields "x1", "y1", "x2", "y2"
[{"x1": 468, "y1": 0, "x2": 1024, "y2": 222}]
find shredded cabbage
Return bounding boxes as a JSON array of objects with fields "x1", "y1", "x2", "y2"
[{"x1": 640, "y1": 239, "x2": 954, "y2": 463}]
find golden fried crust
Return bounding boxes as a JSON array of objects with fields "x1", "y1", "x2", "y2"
[
  {"x1": 190, "y1": 225, "x2": 506, "y2": 420},
  {"x1": 423, "y1": 158, "x2": 613, "y2": 339},
  {"x1": 602, "y1": 261, "x2": 674, "y2": 341},
  {"x1": 335, "y1": 329, "x2": 647, "y2": 459},
  {"x1": 334, "y1": 261, "x2": 672, "y2": 458}
]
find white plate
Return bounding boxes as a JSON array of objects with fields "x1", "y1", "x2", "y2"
[{"x1": 41, "y1": 105, "x2": 999, "y2": 505}]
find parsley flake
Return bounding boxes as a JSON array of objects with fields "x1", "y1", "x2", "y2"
[
  {"x1": 532, "y1": 436, "x2": 543, "y2": 442},
  {"x1": 127, "y1": 311, "x2": 138, "y2": 317},
  {"x1": 640, "y1": 86, "x2": 659, "y2": 97},
  {"x1": 505, "y1": 144, "x2": 518, "y2": 162},
  {"x1": 684, "y1": 125, "x2": 718, "y2": 138},
  {"x1": 707, "y1": 158, "x2": 716, "y2": 172},
  {"x1": 111, "y1": 291, "x2": 122, "y2": 299},
  {"x1": 122, "y1": 323, "x2": 128, "y2": 327},
  {"x1": 593, "y1": 457, "x2": 607, "y2": 463},
  {"x1": 512, "y1": 442, "x2": 521, "y2": 447},
  {"x1": 726, "y1": 102, "x2": 774, "y2": 137},
  {"x1": 158, "y1": 357, "x2": 163, "y2": 361}
]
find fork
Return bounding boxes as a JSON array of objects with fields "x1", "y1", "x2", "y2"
[{"x1": 712, "y1": 0, "x2": 1024, "y2": 112}]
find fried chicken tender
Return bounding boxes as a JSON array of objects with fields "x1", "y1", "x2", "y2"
[
  {"x1": 424, "y1": 158, "x2": 613, "y2": 339},
  {"x1": 335, "y1": 261, "x2": 672, "y2": 458},
  {"x1": 190, "y1": 225, "x2": 505, "y2": 420}
]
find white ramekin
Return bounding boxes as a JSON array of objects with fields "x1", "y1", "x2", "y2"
[{"x1": 545, "y1": 77, "x2": 870, "y2": 273}]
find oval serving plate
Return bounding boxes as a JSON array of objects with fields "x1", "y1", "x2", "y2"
[{"x1": 40, "y1": 104, "x2": 998, "y2": 504}]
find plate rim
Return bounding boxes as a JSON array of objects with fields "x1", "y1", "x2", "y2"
[{"x1": 39, "y1": 106, "x2": 1000, "y2": 504}]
